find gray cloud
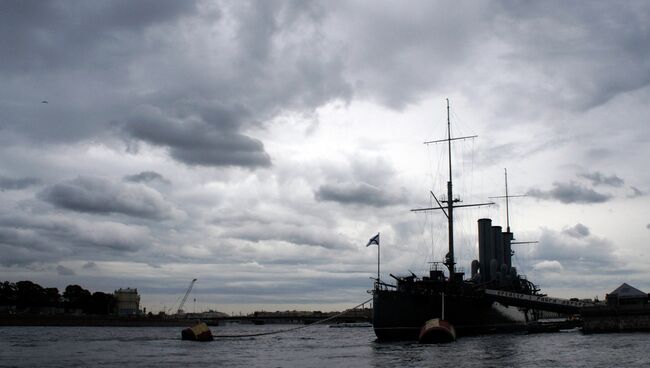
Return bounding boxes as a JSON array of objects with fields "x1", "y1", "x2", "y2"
[
  {"x1": 0, "y1": 1, "x2": 350, "y2": 153},
  {"x1": 223, "y1": 223, "x2": 352, "y2": 250},
  {"x1": 527, "y1": 181, "x2": 611, "y2": 204},
  {"x1": 493, "y1": 1, "x2": 650, "y2": 111},
  {"x1": 56, "y1": 265, "x2": 75, "y2": 276},
  {"x1": 39, "y1": 176, "x2": 179, "y2": 220},
  {"x1": 123, "y1": 105, "x2": 271, "y2": 168},
  {"x1": 0, "y1": 175, "x2": 40, "y2": 191},
  {"x1": 628, "y1": 186, "x2": 645, "y2": 198},
  {"x1": 331, "y1": 2, "x2": 493, "y2": 109},
  {"x1": 647, "y1": 224, "x2": 650, "y2": 230},
  {"x1": 0, "y1": 1, "x2": 202, "y2": 145},
  {"x1": 532, "y1": 260, "x2": 564, "y2": 273},
  {"x1": 578, "y1": 171, "x2": 624, "y2": 187},
  {"x1": 1, "y1": 0, "x2": 650, "y2": 309},
  {"x1": 532, "y1": 225, "x2": 619, "y2": 270},
  {"x1": 314, "y1": 155, "x2": 408, "y2": 208},
  {"x1": 123, "y1": 171, "x2": 170, "y2": 184},
  {"x1": 0, "y1": 0, "x2": 198, "y2": 74},
  {"x1": 0, "y1": 214, "x2": 151, "y2": 266},
  {"x1": 563, "y1": 223, "x2": 590, "y2": 238},
  {"x1": 315, "y1": 182, "x2": 404, "y2": 207},
  {"x1": 82, "y1": 261, "x2": 97, "y2": 269}
]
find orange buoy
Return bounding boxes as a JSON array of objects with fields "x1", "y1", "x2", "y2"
[{"x1": 181, "y1": 322, "x2": 214, "y2": 341}]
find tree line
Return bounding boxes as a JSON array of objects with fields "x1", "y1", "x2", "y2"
[{"x1": 0, "y1": 280, "x2": 116, "y2": 315}]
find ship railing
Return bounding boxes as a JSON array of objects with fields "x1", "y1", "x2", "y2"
[{"x1": 373, "y1": 280, "x2": 396, "y2": 291}]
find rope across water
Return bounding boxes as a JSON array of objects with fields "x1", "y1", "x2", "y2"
[{"x1": 212, "y1": 298, "x2": 373, "y2": 338}]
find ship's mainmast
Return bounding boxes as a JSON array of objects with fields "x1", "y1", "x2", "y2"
[
  {"x1": 412, "y1": 100, "x2": 492, "y2": 278},
  {"x1": 445, "y1": 99, "x2": 456, "y2": 272}
]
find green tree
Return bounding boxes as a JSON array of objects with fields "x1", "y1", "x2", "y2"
[
  {"x1": 63, "y1": 284, "x2": 91, "y2": 312},
  {"x1": 15, "y1": 281, "x2": 49, "y2": 310},
  {"x1": 44, "y1": 287, "x2": 61, "y2": 307},
  {"x1": 88, "y1": 292, "x2": 116, "y2": 315},
  {"x1": 0, "y1": 281, "x2": 17, "y2": 306}
]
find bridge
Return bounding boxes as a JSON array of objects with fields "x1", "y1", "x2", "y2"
[{"x1": 484, "y1": 289, "x2": 588, "y2": 314}]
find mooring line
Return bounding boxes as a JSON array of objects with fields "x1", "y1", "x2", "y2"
[{"x1": 212, "y1": 298, "x2": 373, "y2": 338}]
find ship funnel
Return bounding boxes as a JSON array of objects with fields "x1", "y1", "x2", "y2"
[
  {"x1": 477, "y1": 219, "x2": 492, "y2": 281},
  {"x1": 492, "y1": 226, "x2": 504, "y2": 272},
  {"x1": 471, "y1": 260, "x2": 480, "y2": 279},
  {"x1": 503, "y1": 231, "x2": 513, "y2": 268}
]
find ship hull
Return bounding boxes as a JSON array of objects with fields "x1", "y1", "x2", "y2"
[{"x1": 373, "y1": 288, "x2": 528, "y2": 341}]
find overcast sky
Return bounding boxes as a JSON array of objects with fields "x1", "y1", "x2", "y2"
[{"x1": 2, "y1": 0, "x2": 650, "y2": 313}]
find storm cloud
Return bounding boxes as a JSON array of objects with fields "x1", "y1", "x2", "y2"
[
  {"x1": 56, "y1": 265, "x2": 76, "y2": 276},
  {"x1": 0, "y1": 1, "x2": 198, "y2": 73},
  {"x1": 39, "y1": 176, "x2": 180, "y2": 220},
  {"x1": 563, "y1": 223, "x2": 590, "y2": 238},
  {"x1": 315, "y1": 182, "x2": 404, "y2": 207},
  {"x1": 0, "y1": 176, "x2": 40, "y2": 191},
  {"x1": 123, "y1": 171, "x2": 170, "y2": 185},
  {"x1": 1, "y1": 0, "x2": 650, "y2": 310},
  {"x1": 0, "y1": 214, "x2": 151, "y2": 266},
  {"x1": 527, "y1": 182, "x2": 612, "y2": 204},
  {"x1": 123, "y1": 106, "x2": 271, "y2": 168},
  {"x1": 82, "y1": 261, "x2": 98, "y2": 270},
  {"x1": 533, "y1": 260, "x2": 564, "y2": 273},
  {"x1": 531, "y1": 224, "x2": 620, "y2": 270},
  {"x1": 578, "y1": 171, "x2": 624, "y2": 187},
  {"x1": 223, "y1": 223, "x2": 352, "y2": 250},
  {"x1": 628, "y1": 186, "x2": 644, "y2": 198}
]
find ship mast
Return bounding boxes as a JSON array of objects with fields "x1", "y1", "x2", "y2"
[
  {"x1": 488, "y1": 168, "x2": 526, "y2": 233},
  {"x1": 412, "y1": 100, "x2": 492, "y2": 279},
  {"x1": 445, "y1": 99, "x2": 455, "y2": 272},
  {"x1": 489, "y1": 170, "x2": 538, "y2": 248},
  {"x1": 505, "y1": 168, "x2": 510, "y2": 232}
]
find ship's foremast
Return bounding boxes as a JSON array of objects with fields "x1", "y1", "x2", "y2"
[
  {"x1": 413, "y1": 99, "x2": 492, "y2": 279},
  {"x1": 444, "y1": 99, "x2": 456, "y2": 273}
]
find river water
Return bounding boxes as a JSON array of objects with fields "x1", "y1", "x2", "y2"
[{"x1": 1, "y1": 325, "x2": 649, "y2": 367}]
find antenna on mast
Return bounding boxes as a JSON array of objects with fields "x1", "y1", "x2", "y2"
[
  {"x1": 488, "y1": 170, "x2": 538, "y2": 260},
  {"x1": 488, "y1": 168, "x2": 526, "y2": 232}
]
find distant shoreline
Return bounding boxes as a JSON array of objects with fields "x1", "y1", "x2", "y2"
[
  {"x1": 0, "y1": 315, "x2": 199, "y2": 327},
  {"x1": 0, "y1": 313, "x2": 372, "y2": 327}
]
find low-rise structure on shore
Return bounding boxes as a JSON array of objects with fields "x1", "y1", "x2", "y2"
[{"x1": 114, "y1": 288, "x2": 140, "y2": 316}]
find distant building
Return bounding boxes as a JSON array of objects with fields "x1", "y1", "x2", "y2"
[
  {"x1": 185, "y1": 310, "x2": 229, "y2": 319},
  {"x1": 114, "y1": 288, "x2": 140, "y2": 316},
  {"x1": 606, "y1": 283, "x2": 649, "y2": 306}
]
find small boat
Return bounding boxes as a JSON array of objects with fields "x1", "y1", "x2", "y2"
[{"x1": 419, "y1": 318, "x2": 456, "y2": 343}]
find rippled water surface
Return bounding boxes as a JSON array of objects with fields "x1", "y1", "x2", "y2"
[{"x1": 2, "y1": 325, "x2": 650, "y2": 367}]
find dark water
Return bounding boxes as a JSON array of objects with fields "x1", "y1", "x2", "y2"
[{"x1": 1, "y1": 325, "x2": 650, "y2": 367}]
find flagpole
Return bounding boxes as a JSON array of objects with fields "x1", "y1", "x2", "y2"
[
  {"x1": 377, "y1": 232, "x2": 380, "y2": 283},
  {"x1": 367, "y1": 233, "x2": 380, "y2": 284}
]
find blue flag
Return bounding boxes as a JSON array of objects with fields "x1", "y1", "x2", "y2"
[{"x1": 366, "y1": 233, "x2": 380, "y2": 247}]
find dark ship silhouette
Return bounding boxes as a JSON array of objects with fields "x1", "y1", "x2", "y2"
[{"x1": 372, "y1": 100, "x2": 540, "y2": 341}]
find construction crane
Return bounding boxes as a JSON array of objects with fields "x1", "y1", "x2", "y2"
[{"x1": 177, "y1": 278, "x2": 197, "y2": 315}]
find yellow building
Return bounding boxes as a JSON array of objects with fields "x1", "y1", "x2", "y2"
[{"x1": 114, "y1": 288, "x2": 140, "y2": 316}]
